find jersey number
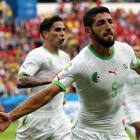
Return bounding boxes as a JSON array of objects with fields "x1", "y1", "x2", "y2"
[{"x1": 111, "y1": 82, "x2": 117, "y2": 98}]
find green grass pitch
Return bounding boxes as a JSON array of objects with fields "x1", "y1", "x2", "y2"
[{"x1": 0, "y1": 123, "x2": 137, "y2": 140}]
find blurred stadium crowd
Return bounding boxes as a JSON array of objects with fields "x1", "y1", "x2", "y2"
[{"x1": 0, "y1": 0, "x2": 140, "y2": 97}]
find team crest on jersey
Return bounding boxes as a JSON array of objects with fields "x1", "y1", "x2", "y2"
[
  {"x1": 48, "y1": 58, "x2": 53, "y2": 66},
  {"x1": 123, "y1": 63, "x2": 129, "y2": 72},
  {"x1": 92, "y1": 72, "x2": 101, "y2": 83},
  {"x1": 64, "y1": 63, "x2": 75, "y2": 74}
]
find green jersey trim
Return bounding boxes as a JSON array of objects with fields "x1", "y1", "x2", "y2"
[
  {"x1": 88, "y1": 45, "x2": 115, "y2": 60},
  {"x1": 18, "y1": 72, "x2": 30, "y2": 76},
  {"x1": 71, "y1": 120, "x2": 78, "y2": 130},
  {"x1": 136, "y1": 56, "x2": 140, "y2": 67},
  {"x1": 15, "y1": 115, "x2": 28, "y2": 140},
  {"x1": 52, "y1": 80, "x2": 66, "y2": 92},
  {"x1": 42, "y1": 46, "x2": 59, "y2": 56},
  {"x1": 71, "y1": 120, "x2": 78, "y2": 140}
]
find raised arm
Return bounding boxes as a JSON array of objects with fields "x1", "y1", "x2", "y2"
[
  {"x1": 17, "y1": 74, "x2": 55, "y2": 88},
  {"x1": 0, "y1": 83, "x2": 61, "y2": 133}
]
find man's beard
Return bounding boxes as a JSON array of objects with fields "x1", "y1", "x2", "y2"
[{"x1": 91, "y1": 29, "x2": 115, "y2": 48}]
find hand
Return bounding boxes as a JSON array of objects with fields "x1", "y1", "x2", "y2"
[
  {"x1": 0, "y1": 112, "x2": 12, "y2": 133},
  {"x1": 133, "y1": 122, "x2": 140, "y2": 140},
  {"x1": 136, "y1": 128, "x2": 140, "y2": 140}
]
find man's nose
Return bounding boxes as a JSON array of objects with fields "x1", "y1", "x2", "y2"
[
  {"x1": 105, "y1": 22, "x2": 112, "y2": 30},
  {"x1": 61, "y1": 30, "x2": 65, "y2": 36}
]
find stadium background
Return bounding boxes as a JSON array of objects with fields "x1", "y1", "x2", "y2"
[{"x1": 0, "y1": 0, "x2": 140, "y2": 139}]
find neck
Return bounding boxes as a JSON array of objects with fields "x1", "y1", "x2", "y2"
[
  {"x1": 43, "y1": 42, "x2": 59, "y2": 54},
  {"x1": 90, "y1": 42, "x2": 113, "y2": 57}
]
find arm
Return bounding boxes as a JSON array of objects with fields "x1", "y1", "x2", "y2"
[
  {"x1": 17, "y1": 74, "x2": 56, "y2": 88},
  {"x1": 10, "y1": 83, "x2": 61, "y2": 121},
  {"x1": 0, "y1": 83, "x2": 61, "y2": 133}
]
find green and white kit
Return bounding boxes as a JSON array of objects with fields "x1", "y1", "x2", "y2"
[
  {"x1": 124, "y1": 69, "x2": 140, "y2": 126},
  {"x1": 16, "y1": 46, "x2": 71, "y2": 140},
  {"x1": 53, "y1": 41, "x2": 139, "y2": 139}
]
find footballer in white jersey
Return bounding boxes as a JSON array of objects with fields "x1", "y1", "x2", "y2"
[
  {"x1": 123, "y1": 44, "x2": 140, "y2": 140},
  {"x1": 124, "y1": 70, "x2": 140, "y2": 126},
  {"x1": 125, "y1": 69, "x2": 140, "y2": 103},
  {"x1": 15, "y1": 46, "x2": 71, "y2": 140},
  {"x1": 19, "y1": 46, "x2": 70, "y2": 115},
  {"x1": 14, "y1": 15, "x2": 72, "y2": 140},
  {"x1": 52, "y1": 41, "x2": 139, "y2": 139}
]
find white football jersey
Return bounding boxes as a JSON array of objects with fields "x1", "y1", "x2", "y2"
[
  {"x1": 53, "y1": 41, "x2": 139, "y2": 132},
  {"x1": 125, "y1": 69, "x2": 140, "y2": 102},
  {"x1": 19, "y1": 46, "x2": 70, "y2": 115}
]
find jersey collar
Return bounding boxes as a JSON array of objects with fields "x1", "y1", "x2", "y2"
[{"x1": 88, "y1": 45, "x2": 115, "y2": 60}]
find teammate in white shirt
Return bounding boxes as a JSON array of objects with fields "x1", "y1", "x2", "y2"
[
  {"x1": 0, "y1": 6, "x2": 140, "y2": 140},
  {"x1": 123, "y1": 44, "x2": 140, "y2": 140},
  {"x1": 11, "y1": 15, "x2": 71, "y2": 140}
]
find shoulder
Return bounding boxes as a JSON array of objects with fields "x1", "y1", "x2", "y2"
[
  {"x1": 114, "y1": 41, "x2": 131, "y2": 49},
  {"x1": 66, "y1": 47, "x2": 88, "y2": 68},
  {"x1": 59, "y1": 50, "x2": 70, "y2": 60},
  {"x1": 71, "y1": 47, "x2": 88, "y2": 68},
  {"x1": 28, "y1": 47, "x2": 43, "y2": 56},
  {"x1": 114, "y1": 41, "x2": 133, "y2": 54},
  {"x1": 25, "y1": 47, "x2": 45, "y2": 62},
  {"x1": 76, "y1": 45, "x2": 89, "y2": 58},
  {"x1": 64, "y1": 56, "x2": 87, "y2": 80},
  {"x1": 75, "y1": 45, "x2": 93, "y2": 64}
]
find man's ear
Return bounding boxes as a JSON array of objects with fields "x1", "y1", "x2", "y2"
[
  {"x1": 42, "y1": 31, "x2": 48, "y2": 38},
  {"x1": 85, "y1": 27, "x2": 91, "y2": 37}
]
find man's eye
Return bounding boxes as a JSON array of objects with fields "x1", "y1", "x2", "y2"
[
  {"x1": 55, "y1": 29, "x2": 61, "y2": 31},
  {"x1": 98, "y1": 22, "x2": 103, "y2": 25}
]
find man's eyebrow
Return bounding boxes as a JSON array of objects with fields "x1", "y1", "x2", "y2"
[
  {"x1": 55, "y1": 27, "x2": 65, "y2": 30},
  {"x1": 98, "y1": 18, "x2": 112, "y2": 21},
  {"x1": 97, "y1": 19, "x2": 104, "y2": 22}
]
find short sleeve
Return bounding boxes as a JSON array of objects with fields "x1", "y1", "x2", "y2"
[
  {"x1": 124, "y1": 43, "x2": 139, "y2": 68},
  {"x1": 18, "y1": 50, "x2": 42, "y2": 76},
  {"x1": 131, "y1": 56, "x2": 139, "y2": 68},
  {"x1": 52, "y1": 57, "x2": 87, "y2": 91}
]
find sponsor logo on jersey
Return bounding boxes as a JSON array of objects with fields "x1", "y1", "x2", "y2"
[
  {"x1": 108, "y1": 68, "x2": 117, "y2": 75},
  {"x1": 123, "y1": 63, "x2": 129, "y2": 72},
  {"x1": 64, "y1": 63, "x2": 75, "y2": 74},
  {"x1": 57, "y1": 76, "x2": 63, "y2": 81},
  {"x1": 92, "y1": 72, "x2": 101, "y2": 83}
]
